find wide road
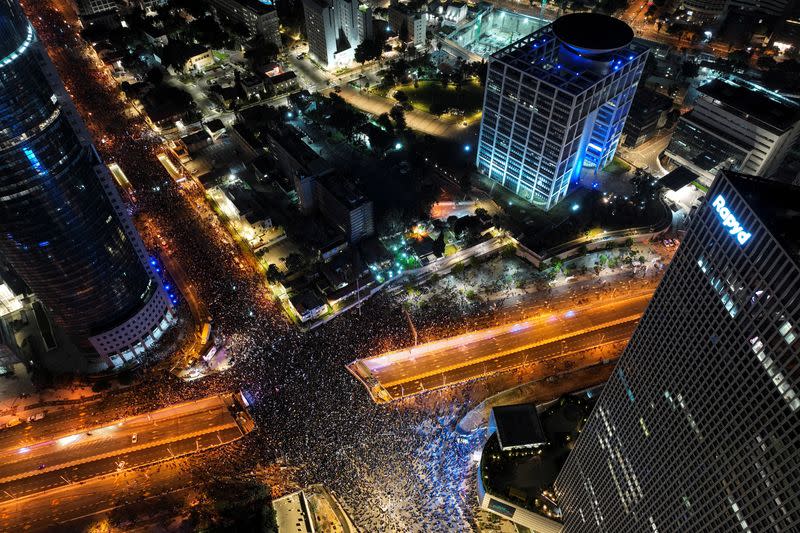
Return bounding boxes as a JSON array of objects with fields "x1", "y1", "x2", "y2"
[
  {"x1": 349, "y1": 290, "x2": 652, "y2": 401},
  {"x1": 0, "y1": 395, "x2": 246, "y2": 502},
  {"x1": 0, "y1": 457, "x2": 197, "y2": 533}
]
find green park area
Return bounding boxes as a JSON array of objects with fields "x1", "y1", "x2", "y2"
[
  {"x1": 394, "y1": 80, "x2": 484, "y2": 116},
  {"x1": 603, "y1": 157, "x2": 632, "y2": 176}
]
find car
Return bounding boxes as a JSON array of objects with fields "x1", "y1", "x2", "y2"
[
  {"x1": 38, "y1": 463, "x2": 46, "y2": 470},
  {"x1": 131, "y1": 434, "x2": 138, "y2": 444}
]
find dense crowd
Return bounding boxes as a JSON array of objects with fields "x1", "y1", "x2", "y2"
[{"x1": 27, "y1": 4, "x2": 493, "y2": 531}]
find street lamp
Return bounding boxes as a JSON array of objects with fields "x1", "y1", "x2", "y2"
[{"x1": 395, "y1": 142, "x2": 403, "y2": 150}]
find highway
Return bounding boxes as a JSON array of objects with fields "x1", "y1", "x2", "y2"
[
  {"x1": 0, "y1": 457, "x2": 197, "y2": 532},
  {"x1": 349, "y1": 290, "x2": 652, "y2": 401},
  {"x1": 0, "y1": 395, "x2": 248, "y2": 503}
]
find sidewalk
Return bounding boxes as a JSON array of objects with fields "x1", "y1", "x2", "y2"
[
  {"x1": 456, "y1": 362, "x2": 616, "y2": 435},
  {"x1": 0, "y1": 365, "x2": 101, "y2": 427}
]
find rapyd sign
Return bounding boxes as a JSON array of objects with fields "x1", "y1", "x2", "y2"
[{"x1": 712, "y1": 195, "x2": 752, "y2": 245}]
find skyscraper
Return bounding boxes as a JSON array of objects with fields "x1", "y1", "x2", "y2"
[
  {"x1": 554, "y1": 171, "x2": 800, "y2": 531},
  {"x1": 0, "y1": 0, "x2": 174, "y2": 373},
  {"x1": 476, "y1": 13, "x2": 647, "y2": 210}
]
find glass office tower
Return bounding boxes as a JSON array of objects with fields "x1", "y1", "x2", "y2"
[
  {"x1": 0, "y1": 0, "x2": 173, "y2": 373},
  {"x1": 554, "y1": 171, "x2": 800, "y2": 531},
  {"x1": 476, "y1": 14, "x2": 647, "y2": 210}
]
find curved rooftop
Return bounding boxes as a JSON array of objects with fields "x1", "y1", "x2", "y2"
[
  {"x1": 552, "y1": 13, "x2": 634, "y2": 56},
  {"x1": 0, "y1": 0, "x2": 30, "y2": 59}
]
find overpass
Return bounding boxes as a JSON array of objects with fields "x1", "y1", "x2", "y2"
[
  {"x1": 348, "y1": 290, "x2": 652, "y2": 402},
  {"x1": 0, "y1": 394, "x2": 252, "y2": 502}
]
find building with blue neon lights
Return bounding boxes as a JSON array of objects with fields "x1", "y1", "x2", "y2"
[
  {"x1": 0, "y1": 0, "x2": 174, "y2": 374},
  {"x1": 555, "y1": 171, "x2": 800, "y2": 531},
  {"x1": 476, "y1": 13, "x2": 648, "y2": 210}
]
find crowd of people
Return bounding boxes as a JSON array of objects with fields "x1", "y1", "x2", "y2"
[{"x1": 26, "y1": 3, "x2": 501, "y2": 531}]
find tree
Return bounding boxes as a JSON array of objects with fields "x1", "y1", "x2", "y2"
[
  {"x1": 728, "y1": 49, "x2": 751, "y2": 69},
  {"x1": 266, "y1": 264, "x2": 284, "y2": 283},
  {"x1": 459, "y1": 172, "x2": 471, "y2": 193},
  {"x1": 377, "y1": 112, "x2": 394, "y2": 132},
  {"x1": 474, "y1": 61, "x2": 488, "y2": 87},
  {"x1": 245, "y1": 41, "x2": 279, "y2": 68},
  {"x1": 284, "y1": 253, "x2": 305, "y2": 272},
  {"x1": 432, "y1": 231, "x2": 445, "y2": 256},
  {"x1": 355, "y1": 39, "x2": 381, "y2": 64},
  {"x1": 378, "y1": 208, "x2": 404, "y2": 236},
  {"x1": 390, "y1": 105, "x2": 406, "y2": 131},
  {"x1": 756, "y1": 55, "x2": 777, "y2": 70},
  {"x1": 145, "y1": 67, "x2": 164, "y2": 85},
  {"x1": 399, "y1": 20, "x2": 409, "y2": 43},
  {"x1": 429, "y1": 101, "x2": 447, "y2": 116},
  {"x1": 439, "y1": 70, "x2": 450, "y2": 87},
  {"x1": 680, "y1": 61, "x2": 700, "y2": 79},
  {"x1": 380, "y1": 70, "x2": 396, "y2": 88},
  {"x1": 394, "y1": 90, "x2": 408, "y2": 103}
]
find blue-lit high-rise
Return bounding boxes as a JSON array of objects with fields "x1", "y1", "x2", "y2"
[
  {"x1": 476, "y1": 13, "x2": 647, "y2": 210},
  {"x1": 0, "y1": 0, "x2": 174, "y2": 373}
]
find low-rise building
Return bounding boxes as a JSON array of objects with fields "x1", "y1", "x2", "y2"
[
  {"x1": 288, "y1": 290, "x2": 328, "y2": 322},
  {"x1": 265, "y1": 71, "x2": 299, "y2": 95},
  {"x1": 430, "y1": 0, "x2": 468, "y2": 25},
  {"x1": 203, "y1": 119, "x2": 226, "y2": 140},
  {"x1": 477, "y1": 396, "x2": 593, "y2": 532},
  {"x1": 239, "y1": 75, "x2": 266, "y2": 99},
  {"x1": 263, "y1": 125, "x2": 331, "y2": 208},
  {"x1": 180, "y1": 45, "x2": 214, "y2": 73},
  {"x1": 622, "y1": 87, "x2": 673, "y2": 148},
  {"x1": 489, "y1": 403, "x2": 549, "y2": 451},
  {"x1": 181, "y1": 130, "x2": 213, "y2": 154},
  {"x1": 315, "y1": 173, "x2": 375, "y2": 244},
  {"x1": 210, "y1": 0, "x2": 282, "y2": 47},
  {"x1": 664, "y1": 77, "x2": 800, "y2": 184},
  {"x1": 209, "y1": 185, "x2": 275, "y2": 248},
  {"x1": 230, "y1": 124, "x2": 263, "y2": 162}
]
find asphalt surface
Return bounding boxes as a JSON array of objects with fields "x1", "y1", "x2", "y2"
[
  {"x1": 0, "y1": 458, "x2": 196, "y2": 532},
  {"x1": 353, "y1": 291, "x2": 651, "y2": 400},
  {"x1": 384, "y1": 320, "x2": 637, "y2": 399},
  {"x1": 0, "y1": 396, "x2": 241, "y2": 504}
]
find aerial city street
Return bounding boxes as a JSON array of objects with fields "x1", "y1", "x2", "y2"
[{"x1": 0, "y1": 0, "x2": 798, "y2": 531}]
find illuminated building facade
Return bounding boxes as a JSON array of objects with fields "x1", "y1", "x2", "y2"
[
  {"x1": 664, "y1": 78, "x2": 800, "y2": 185},
  {"x1": 0, "y1": 0, "x2": 174, "y2": 373},
  {"x1": 555, "y1": 171, "x2": 800, "y2": 531},
  {"x1": 476, "y1": 14, "x2": 647, "y2": 210},
  {"x1": 302, "y1": 0, "x2": 373, "y2": 66}
]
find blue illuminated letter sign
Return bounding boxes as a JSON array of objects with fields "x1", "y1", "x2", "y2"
[{"x1": 712, "y1": 195, "x2": 751, "y2": 245}]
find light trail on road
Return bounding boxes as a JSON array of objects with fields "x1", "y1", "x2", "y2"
[{"x1": 349, "y1": 290, "x2": 652, "y2": 402}]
